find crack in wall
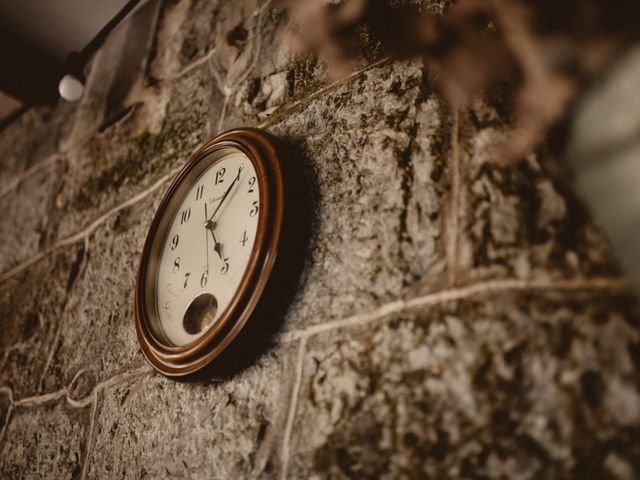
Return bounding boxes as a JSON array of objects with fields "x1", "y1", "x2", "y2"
[
  {"x1": 396, "y1": 122, "x2": 417, "y2": 287},
  {"x1": 447, "y1": 109, "x2": 460, "y2": 286},
  {"x1": 280, "y1": 275, "x2": 629, "y2": 342},
  {"x1": 37, "y1": 237, "x2": 91, "y2": 394},
  {"x1": 1, "y1": 274, "x2": 629, "y2": 474},
  {"x1": 0, "y1": 385, "x2": 14, "y2": 448},
  {"x1": 279, "y1": 336, "x2": 307, "y2": 480},
  {"x1": 0, "y1": 55, "x2": 394, "y2": 287},
  {"x1": 79, "y1": 390, "x2": 99, "y2": 480},
  {"x1": 1, "y1": 5, "x2": 637, "y2": 476}
]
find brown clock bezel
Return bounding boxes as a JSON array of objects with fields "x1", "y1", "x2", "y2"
[{"x1": 134, "y1": 128, "x2": 284, "y2": 376}]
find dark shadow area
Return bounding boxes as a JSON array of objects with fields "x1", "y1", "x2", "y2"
[
  {"x1": 0, "y1": 31, "x2": 63, "y2": 104},
  {"x1": 182, "y1": 134, "x2": 319, "y2": 382}
]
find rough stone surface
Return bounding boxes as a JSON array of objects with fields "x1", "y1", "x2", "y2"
[
  {"x1": 52, "y1": 62, "x2": 219, "y2": 242},
  {"x1": 0, "y1": 246, "x2": 85, "y2": 399},
  {"x1": 0, "y1": 388, "x2": 10, "y2": 434},
  {"x1": 0, "y1": 0, "x2": 638, "y2": 478},
  {"x1": 290, "y1": 290, "x2": 640, "y2": 479},
  {"x1": 42, "y1": 188, "x2": 167, "y2": 396},
  {"x1": 270, "y1": 60, "x2": 450, "y2": 330},
  {"x1": 221, "y1": 6, "x2": 328, "y2": 130},
  {"x1": 0, "y1": 101, "x2": 77, "y2": 191},
  {"x1": 0, "y1": 157, "x2": 64, "y2": 272},
  {"x1": 149, "y1": 0, "x2": 264, "y2": 83},
  {"x1": 457, "y1": 100, "x2": 618, "y2": 283},
  {"x1": 86, "y1": 348, "x2": 294, "y2": 479},
  {"x1": 0, "y1": 397, "x2": 91, "y2": 479}
]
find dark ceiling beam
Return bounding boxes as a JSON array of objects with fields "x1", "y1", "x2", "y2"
[
  {"x1": 80, "y1": 0, "x2": 142, "y2": 61},
  {"x1": 0, "y1": 32, "x2": 64, "y2": 103}
]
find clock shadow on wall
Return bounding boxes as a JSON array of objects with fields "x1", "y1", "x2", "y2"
[{"x1": 164, "y1": 134, "x2": 318, "y2": 382}]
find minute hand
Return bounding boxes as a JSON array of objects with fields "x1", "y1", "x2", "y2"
[{"x1": 208, "y1": 172, "x2": 241, "y2": 222}]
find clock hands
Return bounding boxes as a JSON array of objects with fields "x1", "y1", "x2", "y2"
[
  {"x1": 209, "y1": 227, "x2": 224, "y2": 261},
  {"x1": 204, "y1": 203, "x2": 210, "y2": 273},
  {"x1": 206, "y1": 224, "x2": 229, "y2": 275},
  {"x1": 202, "y1": 164, "x2": 245, "y2": 273},
  {"x1": 204, "y1": 214, "x2": 224, "y2": 261},
  {"x1": 204, "y1": 201, "x2": 225, "y2": 270},
  {"x1": 206, "y1": 165, "x2": 244, "y2": 223}
]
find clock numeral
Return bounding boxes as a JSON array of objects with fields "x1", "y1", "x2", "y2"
[
  {"x1": 221, "y1": 258, "x2": 230, "y2": 275},
  {"x1": 249, "y1": 201, "x2": 259, "y2": 217},
  {"x1": 235, "y1": 165, "x2": 244, "y2": 182},
  {"x1": 183, "y1": 272, "x2": 190, "y2": 289},
  {"x1": 215, "y1": 167, "x2": 226, "y2": 185},
  {"x1": 195, "y1": 184, "x2": 204, "y2": 201},
  {"x1": 172, "y1": 257, "x2": 181, "y2": 273},
  {"x1": 180, "y1": 208, "x2": 191, "y2": 224},
  {"x1": 170, "y1": 234, "x2": 179, "y2": 251},
  {"x1": 200, "y1": 270, "x2": 209, "y2": 287},
  {"x1": 240, "y1": 230, "x2": 248, "y2": 247},
  {"x1": 162, "y1": 301, "x2": 171, "y2": 312},
  {"x1": 248, "y1": 176, "x2": 256, "y2": 193}
]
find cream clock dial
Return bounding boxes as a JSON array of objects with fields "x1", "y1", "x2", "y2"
[
  {"x1": 155, "y1": 151, "x2": 259, "y2": 346},
  {"x1": 135, "y1": 129, "x2": 284, "y2": 376}
]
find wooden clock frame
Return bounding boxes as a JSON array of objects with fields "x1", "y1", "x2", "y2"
[{"x1": 134, "y1": 128, "x2": 284, "y2": 376}]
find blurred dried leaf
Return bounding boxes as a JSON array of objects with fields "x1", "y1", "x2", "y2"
[{"x1": 278, "y1": 0, "x2": 640, "y2": 158}]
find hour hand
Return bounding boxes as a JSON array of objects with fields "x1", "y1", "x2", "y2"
[
  {"x1": 205, "y1": 220, "x2": 224, "y2": 260},
  {"x1": 212, "y1": 234, "x2": 223, "y2": 259}
]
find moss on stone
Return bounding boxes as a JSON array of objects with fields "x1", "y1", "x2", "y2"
[{"x1": 71, "y1": 112, "x2": 199, "y2": 211}]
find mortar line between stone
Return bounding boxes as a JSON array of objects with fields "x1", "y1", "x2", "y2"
[
  {"x1": 2, "y1": 275, "x2": 629, "y2": 406},
  {"x1": 14, "y1": 389, "x2": 67, "y2": 407},
  {"x1": 0, "y1": 57, "x2": 396, "y2": 285},
  {"x1": 0, "y1": 153, "x2": 60, "y2": 200},
  {"x1": 0, "y1": 251, "x2": 47, "y2": 286},
  {"x1": 65, "y1": 366, "x2": 152, "y2": 409},
  {"x1": 96, "y1": 365, "x2": 153, "y2": 392},
  {"x1": 447, "y1": 109, "x2": 460, "y2": 286},
  {"x1": 258, "y1": 56, "x2": 394, "y2": 129},
  {"x1": 166, "y1": 0, "x2": 272, "y2": 89},
  {"x1": 151, "y1": 0, "x2": 270, "y2": 93},
  {"x1": 217, "y1": 93, "x2": 231, "y2": 134},
  {"x1": 280, "y1": 276, "x2": 629, "y2": 342},
  {"x1": 38, "y1": 316, "x2": 65, "y2": 394},
  {"x1": 58, "y1": 166, "x2": 181, "y2": 248},
  {"x1": 0, "y1": 50, "x2": 391, "y2": 209},
  {"x1": 72, "y1": 367, "x2": 150, "y2": 479},
  {"x1": 175, "y1": 50, "x2": 216, "y2": 83},
  {"x1": 38, "y1": 236, "x2": 89, "y2": 393},
  {"x1": 62, "y1": 103, "x2": 138, "y2": 157},
  {"x1": 0, "y1": 42, "x2": 390, "y2": 204},
  {"x1": 0, "y1": 385, "x2": 14, "y2": 447},
  {"x1": 0, "y1": 167, "x2": 180, "y2": 285},
  {"x1": 10, "y1": 365, "x2": 153, "y2": 412},
  {"x1": 0, "y1": 53, "x2": 205, "y2": 203},
  {"x1": 280, "y1": 335, "x2": 307, "y2": 480},
  {"x1": 80, "y1": 390, "x2": 99, "y2": 480}
]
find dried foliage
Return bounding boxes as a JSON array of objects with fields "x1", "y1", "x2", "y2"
[{"x1": 279, "y1": 0, "x2": 640, "y2": 157}]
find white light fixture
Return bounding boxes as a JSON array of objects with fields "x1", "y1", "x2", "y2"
[{"x1": 58, "y1": 74, "x2": 84, "y2": 102}]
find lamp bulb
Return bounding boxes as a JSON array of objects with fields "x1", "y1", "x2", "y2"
[{"x1": 58, "y1": 74, "x2": 84, "y2": 102}]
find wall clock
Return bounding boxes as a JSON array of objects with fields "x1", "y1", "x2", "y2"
[{"x1": 135, "y1": 128, "x2": 284, "y2": 376}]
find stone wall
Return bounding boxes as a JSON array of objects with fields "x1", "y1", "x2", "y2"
[{"x1": 1, "y1": 1, "x2": 639, "y2": 478}]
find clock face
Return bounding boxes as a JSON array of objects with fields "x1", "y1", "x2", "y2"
[
  {"x1": 155, "y1": 150, "x2": 260, "y2": 346},
  {"x1": 135, "y1": 129, "x2": 284, "y2": 376}
]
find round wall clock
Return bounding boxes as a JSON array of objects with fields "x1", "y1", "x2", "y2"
[{"x1": 135, "y1": 128, "x2": 284, "y2": 376}]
